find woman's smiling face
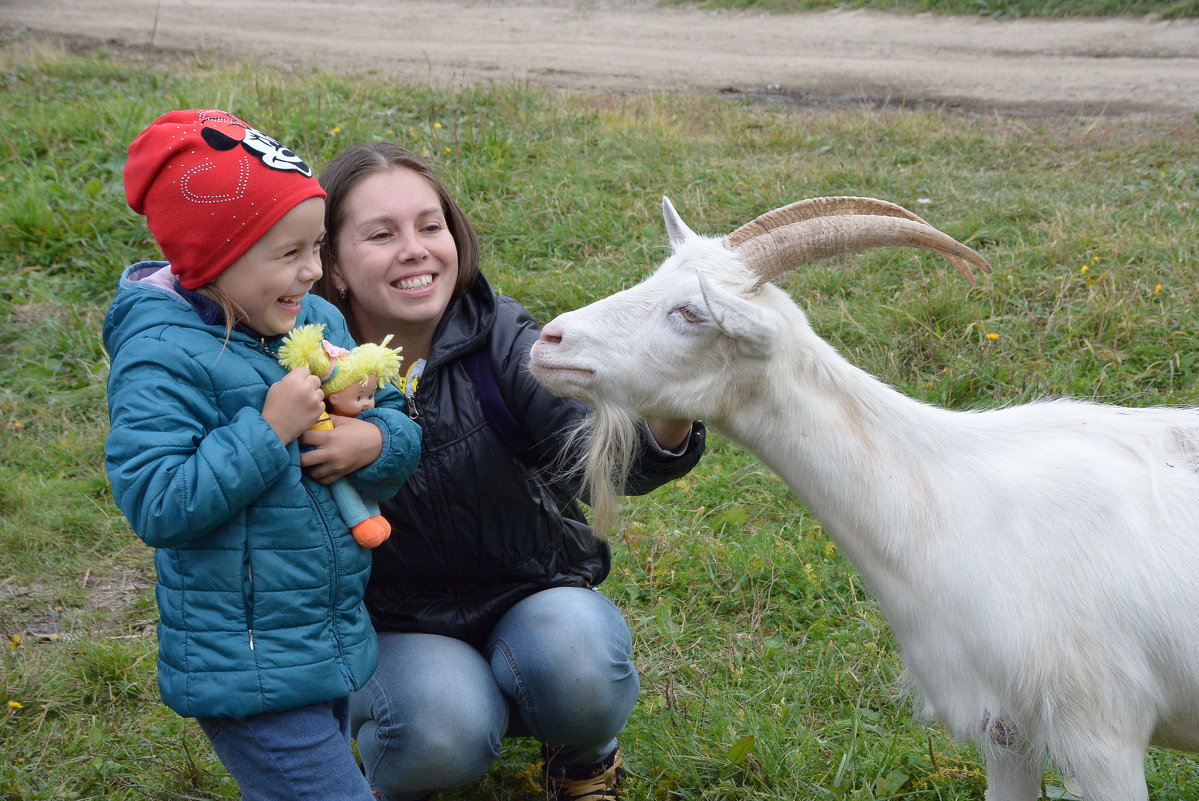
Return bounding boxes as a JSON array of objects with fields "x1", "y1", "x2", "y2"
[{"x1": 330, "y1": 167, "x2": 460, "y2": 347}]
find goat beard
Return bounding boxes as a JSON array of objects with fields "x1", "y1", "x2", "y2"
[{"x1": 559, "y1": 400, "x2": 644, "y2": 538}]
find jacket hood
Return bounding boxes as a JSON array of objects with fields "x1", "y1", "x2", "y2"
[
  {"x1": 103, "y1": 262, "x2": 197, "y2": 360},
  {"x1": 103, "y1": 261, "x2": 331, "y2": 360}
]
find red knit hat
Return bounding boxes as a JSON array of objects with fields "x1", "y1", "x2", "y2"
[{"x1": 124, "y1": 109, "x2": 327, "y2": 289}]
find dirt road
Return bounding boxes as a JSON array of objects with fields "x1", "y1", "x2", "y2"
[{"x1": 4, "y1": 0, "x2": 1198, "y2": 118}]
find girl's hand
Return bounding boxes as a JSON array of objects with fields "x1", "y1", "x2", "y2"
[
  {"x1": 300, "y1": 414, "x2": 383, "y2": 484},
  {"x1": 262, "y1": 367, "x2": 326, "y2": 444}
]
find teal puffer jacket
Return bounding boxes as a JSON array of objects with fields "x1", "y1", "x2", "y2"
[{"x1": 104, "y1": 262, "x2": 422, "y2": 719}]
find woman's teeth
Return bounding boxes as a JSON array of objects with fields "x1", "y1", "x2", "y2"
[{"x1": 396, "y1": 274, "x2": 433, "y2": 290}]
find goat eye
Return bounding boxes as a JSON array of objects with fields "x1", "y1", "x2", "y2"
[{"x1": 676, "y1": 306, "x2": 704, "y2": 324}]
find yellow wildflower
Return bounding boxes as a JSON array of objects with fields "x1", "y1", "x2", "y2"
[
  {"x1": 1154, "y1": 284, "x2": 1163, "y2": 294},
  {"x1": 986, "y1": 332, "x2": 1000, "y2": 341},
  {"x1": 7, "y1": 700, "x2": 23, "y2": 711},
  {"x1": 433, "y1": 121, "x2": 443, "y2": 130},
  {"x1": 331, "y1": 126, "x2": 341, "y2": 135}
]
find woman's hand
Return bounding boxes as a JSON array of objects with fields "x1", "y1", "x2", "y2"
[
  {"x1": 647, "y1": 418, "x2": 693, "y2": 453},
  {"x1": 262, "y1": 367, "x2": 325, "y2": 444},
  {"x1": 300, "y1": 414, "x2": 384, "y2": 484}
]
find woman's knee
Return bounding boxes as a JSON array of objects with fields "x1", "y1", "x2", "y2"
[
  {"x1": 356, "y1": 707, "x2": 500, "y2": 793},
  {"x1": 489, "y1": 588, "x2": 640, "y2": 744},
  {"x1": 353, "y1": 633, "x2": 507, "y2": 793}
]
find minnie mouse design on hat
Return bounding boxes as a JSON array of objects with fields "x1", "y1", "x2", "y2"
[{"x1": 199, "y1": 119, "x2": 314, "y2": 176}]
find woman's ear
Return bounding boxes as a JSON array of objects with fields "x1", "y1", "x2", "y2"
[{"x1": 330, "y1": 262, "x2": 348, "y2": 298}]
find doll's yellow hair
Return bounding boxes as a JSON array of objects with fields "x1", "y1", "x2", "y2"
[{"x1": 278, "y1": 323, "x2": 403, "y2": 396}]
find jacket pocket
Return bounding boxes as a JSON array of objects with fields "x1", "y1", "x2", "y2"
[{"x1": 241, "y1": 538, "x2": 255, "y2": 651}]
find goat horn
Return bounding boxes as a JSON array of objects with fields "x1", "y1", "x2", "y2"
[
  {"x1": 725, "y1": 196, "x2": 935, "y2": 246},
  {"x1": 726, "y1": 198, "x2": 991, "y2": 285}
]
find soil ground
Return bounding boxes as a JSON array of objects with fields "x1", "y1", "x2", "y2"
[{"x1": 3, "y1": 0, "x2": 1198, "y2": 118}]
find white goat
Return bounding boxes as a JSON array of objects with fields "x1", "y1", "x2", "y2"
[{"x1": 529, "y1": 196, "x2": 1199, "y2": 801}]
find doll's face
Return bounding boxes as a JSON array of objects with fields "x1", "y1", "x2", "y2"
[{"x1": 326, "y1": 378, "x2": 377, "y2": 416}]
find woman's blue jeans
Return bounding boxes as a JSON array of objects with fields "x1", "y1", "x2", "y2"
[
  {"x1": 196, "y1": 696, "x2": 374, "y2": 801},
  {"x1": 350, "y1": 587, "x2": 640, "y2": 801}
]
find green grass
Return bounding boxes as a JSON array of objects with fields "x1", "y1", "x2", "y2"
[
  {"x1": 3, "y1": 30, "x2": 1199, "y2": 801},
  {"x1": 662, "y1": 0, "x2": 1199, "y2": 19}
]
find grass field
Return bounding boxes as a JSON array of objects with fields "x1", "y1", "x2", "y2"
[{"x1": 2, "y1": 11, "x2": 1198, "y2": 800}]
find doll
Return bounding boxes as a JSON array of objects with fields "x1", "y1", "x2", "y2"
[{"x1": 279, "y1": 324, "x2": 404, "y2": 548}]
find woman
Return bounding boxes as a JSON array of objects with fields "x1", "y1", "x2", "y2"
[
  {"x1": 315, "y1": 143, "x2": 705, "y2": 801},
  {"x1": 314, "y1": 145, "x2": 700, "y2": 801}
]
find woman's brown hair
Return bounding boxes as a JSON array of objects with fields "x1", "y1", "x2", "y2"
[{"x1": 314, "y1": 143, "x2": 480, "y2": 341}]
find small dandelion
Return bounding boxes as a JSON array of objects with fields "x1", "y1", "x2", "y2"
[
  {"x1": 1154, "y1": 284, "x2": 1163, "y2": 294},
  {"x1": 420, "y1": 146, "x2": 431, "y2": 157},
  {"x1": 7, "y1": 700, "x2": 23, "y2": 711},
  {"x1": 8, "y1": 634, "x2": 22, "y2": 650},
  {"x1": 1080, "y1": 264, "x2": 1089, "y2": 276},
  {"x1": 443, "y1": 147, "x2": 452, "y2": 155},
  {"x1": 11, "y1": 420, "x2": 22, "y2": 431},
  {"x1": 986, "y1": 332, "x2": 1000, "y2": 341},
  {"x1": 330, "y1": 126, "x2": 341, "y2": 135},
  {"x1": 433, "y1": 121, "x2": 442, "y2": 130}
]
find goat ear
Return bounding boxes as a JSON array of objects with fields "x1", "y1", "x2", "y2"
[
  {"x1": 697, "y1": 273, "x2": 774, "y2": 358},
  {"x1": 662, "y1": 197, "x2": 698, "y2": 249}
]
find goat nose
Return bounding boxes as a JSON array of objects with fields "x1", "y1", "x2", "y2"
[{"x1": 538, "y1": 323, "x2": 564, "y2": 345}]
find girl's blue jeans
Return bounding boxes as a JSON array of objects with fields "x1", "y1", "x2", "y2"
[
  {"x1": 196, "y1": 696, "x2": 374, "y2": 801},
  {"x1": 350, "y1": 586, "x2": 640, "y2": 801}
]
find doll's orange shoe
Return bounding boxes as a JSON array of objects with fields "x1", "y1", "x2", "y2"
[{"x1": 351, "y1": 516, "x2": 391, "y2": 548}]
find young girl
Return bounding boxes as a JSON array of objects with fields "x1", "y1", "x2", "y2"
[
  {"x1": 314, "y1": 142, "x2": 705, "y2": 801},
  {"x1": 104, "y1": 110, "x2": 422, "y2": 801}
]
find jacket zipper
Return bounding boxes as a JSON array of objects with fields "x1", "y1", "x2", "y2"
[
  {"x1": 303, "y1": 480, "x2": 353, "y2": 682},
  {"x1": 247, "y1": 338, "x2": 274, "y2": 651}
]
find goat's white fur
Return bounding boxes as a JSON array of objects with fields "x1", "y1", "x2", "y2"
[{"x1": 529, "y1": 198, "x2": 1199, "y2": 801}]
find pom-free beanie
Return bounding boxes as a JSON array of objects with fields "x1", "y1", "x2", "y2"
[{"x1": 124, "y1": 109, "x2": 326, "y2": 290}]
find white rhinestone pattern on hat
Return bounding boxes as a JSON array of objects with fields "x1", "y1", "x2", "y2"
[{"x1": 178, "y1": 155, "x2": 251, "y2": 204}]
